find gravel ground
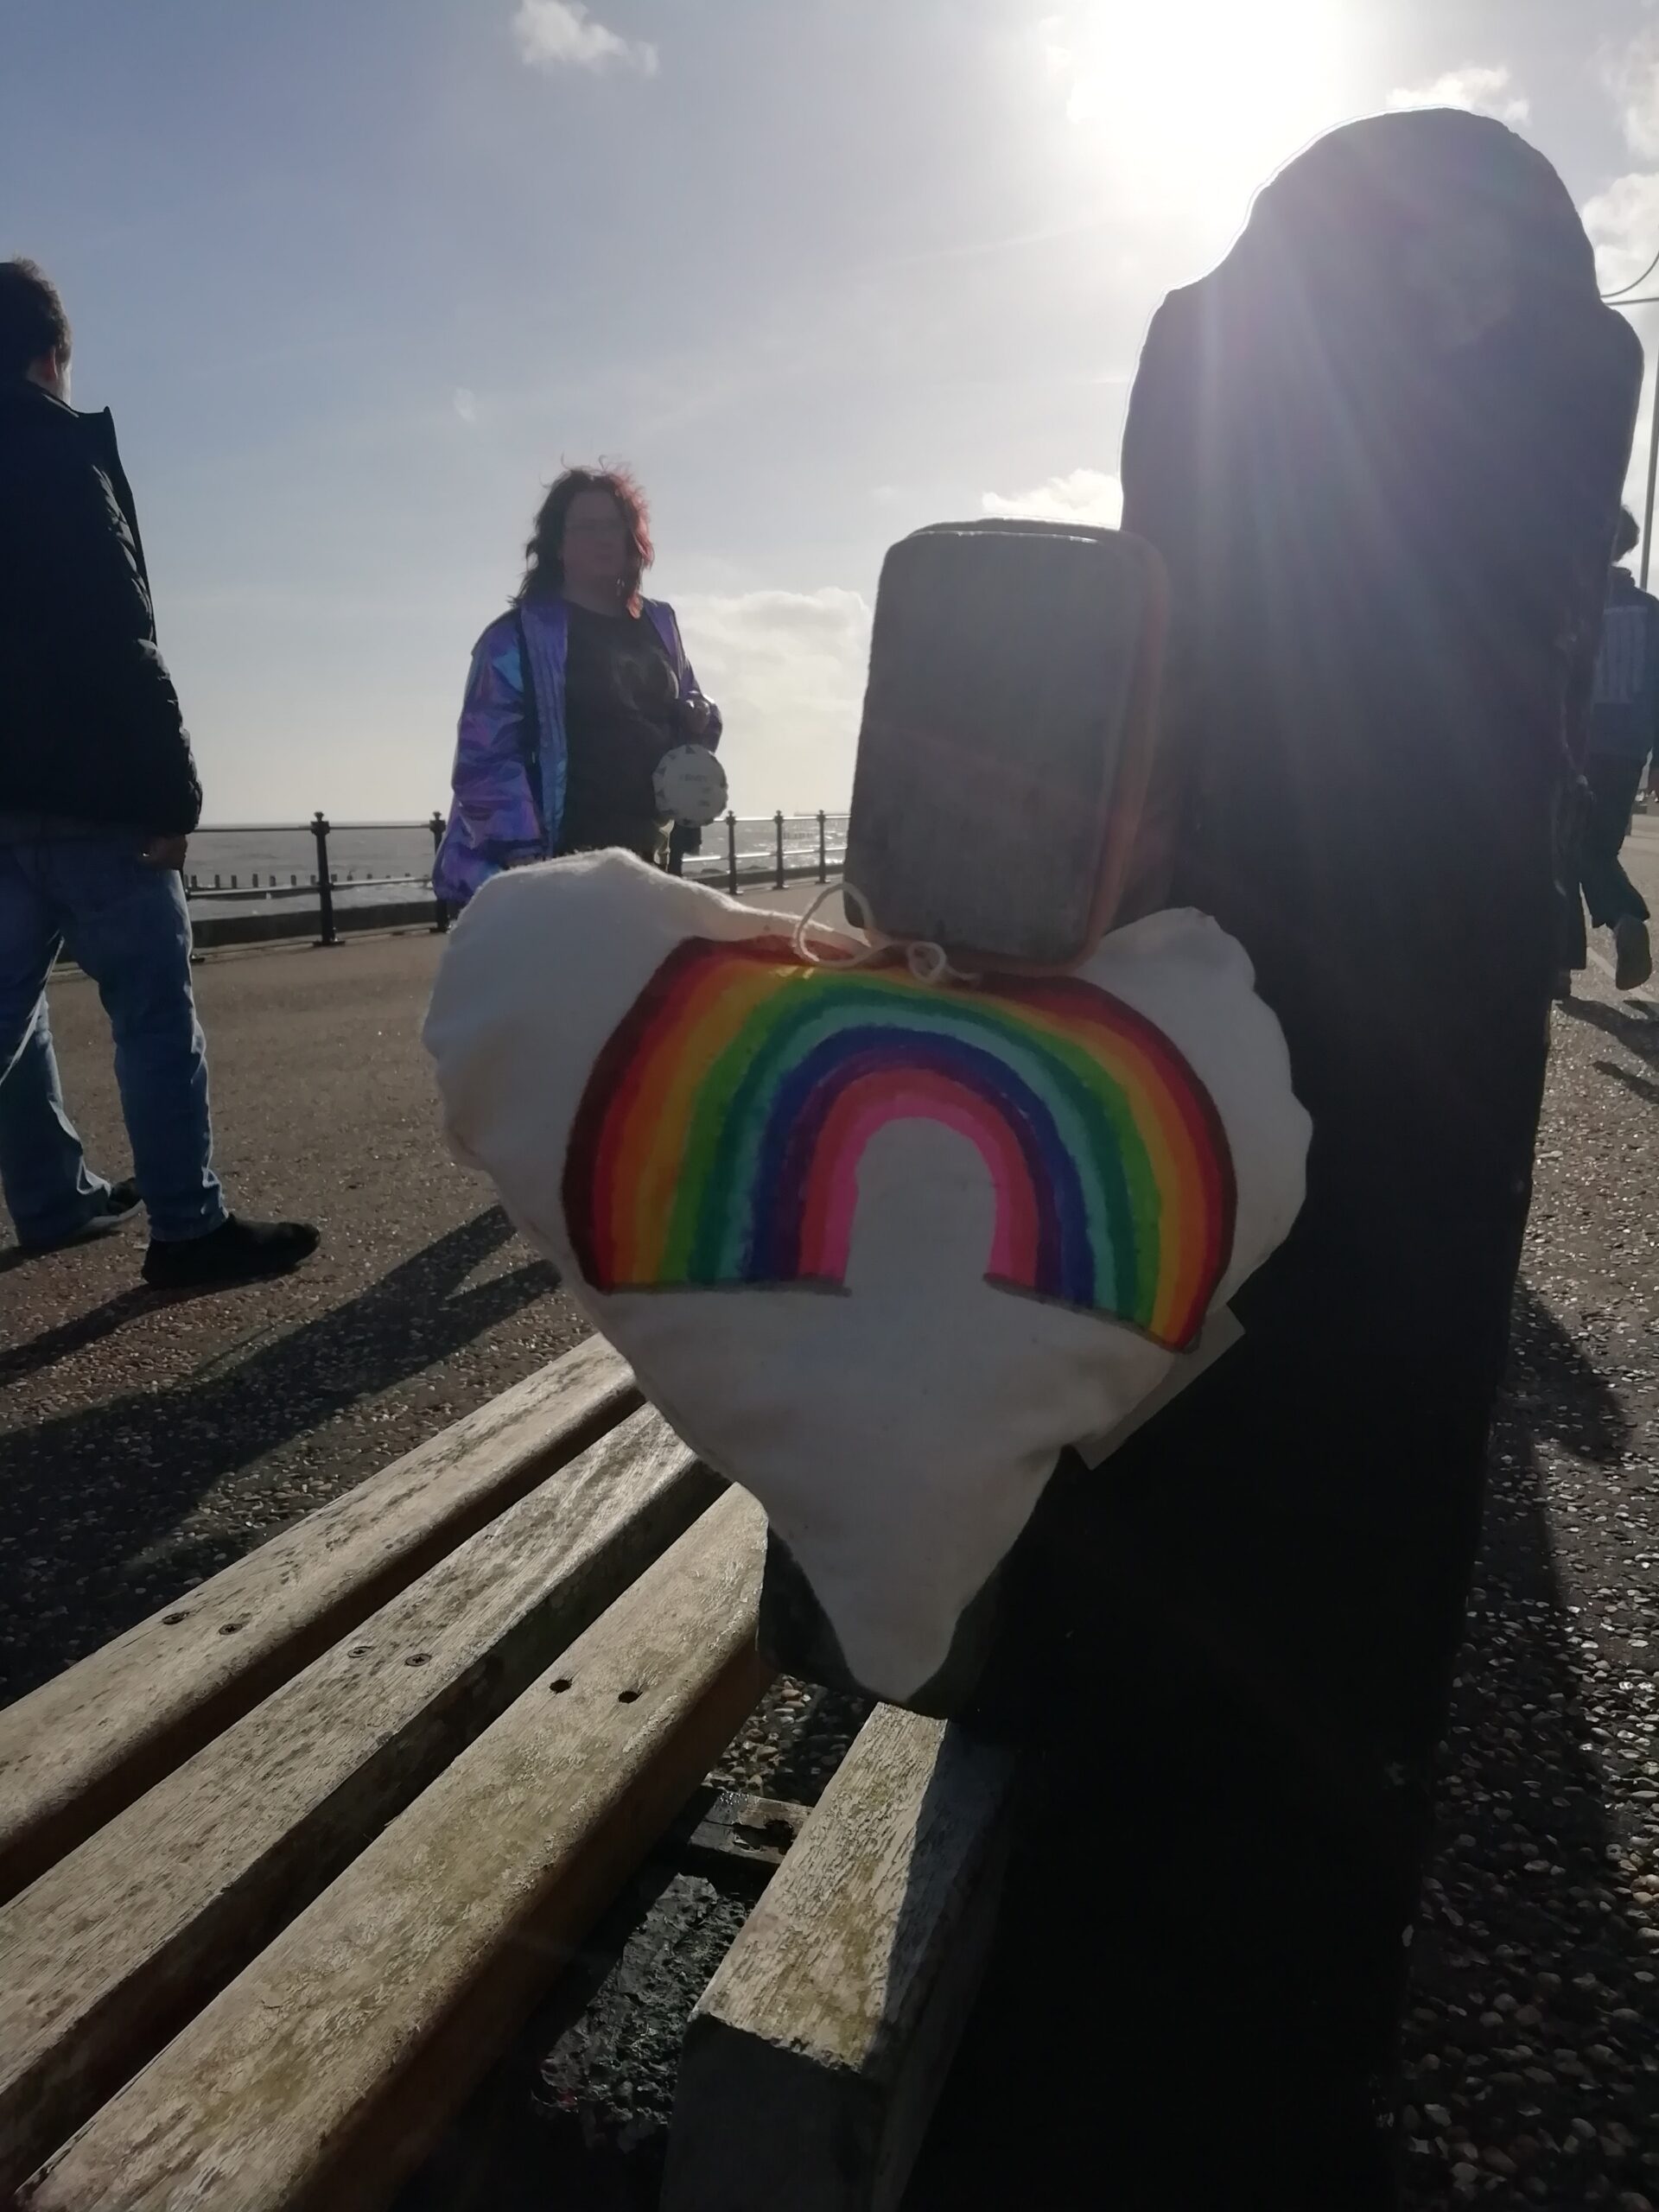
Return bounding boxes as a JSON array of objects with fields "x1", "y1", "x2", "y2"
[
  {"x1": 1396, "y1": 934, "x2": 1659, "y2": 2209},
  {"x1": 705, "y1": 1677, "x2": 874, "y2": 1803}
]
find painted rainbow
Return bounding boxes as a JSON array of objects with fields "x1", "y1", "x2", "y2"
[{"x1": 563, "y1": 937, "x2": 1236, "y2": 1350}]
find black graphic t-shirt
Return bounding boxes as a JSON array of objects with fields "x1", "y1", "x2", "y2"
[{"x1": 558, "y1": 605, "x2": 679, "y2": 859}]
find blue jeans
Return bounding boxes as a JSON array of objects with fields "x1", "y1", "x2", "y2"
[{"x1": 0, "y1": 836, "x2": 226, "y2": 1245}]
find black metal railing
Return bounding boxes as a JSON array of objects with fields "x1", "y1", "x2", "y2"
[
  {"x1": 180, "y1": 811, "x2": 849, "y2": 949},
  {"x1": 181, "y1": 816, "x2": 447, "y2": 949},
  {"x1": 709, "y1": 811, "x2": 847, "y2": 899}
]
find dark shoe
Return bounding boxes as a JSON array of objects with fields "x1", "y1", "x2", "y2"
[
  {"x1": 20, "y1": 1178, "x2": 143, "y2": 1255},
  {"x1": 1552, "y1": 969, "x2": 1573, "y2": 1003},
  {"x1": 143, "y1": 1213, "x2": 319, "y2": 1292},
  {"x1": 1614, "y1": 915, "x2": 1653, "y2": 992}
]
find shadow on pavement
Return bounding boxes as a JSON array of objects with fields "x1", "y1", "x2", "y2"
[
  {"x1": 1593, "y1": 1056, "x2": 1659, "y2": 1111},
  {"x1": 908, "y1": 1282, "x2": 1655, "y2": 2212},
  {"x1": 1559, "y1": 995, "x2": 1659, "y2": 1058},
  {"x1": 1397, "y1": 1284, "x2": 1656, "y2": 2206},
  {"x1": 0, "y1": 1207, "x2": 557, "y2": 1705},
  {"x1": 0, "y1": 1285, "x2": 156, "y2": 1384}
]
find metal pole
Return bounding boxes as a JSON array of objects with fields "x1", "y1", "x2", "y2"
[
  {"x1": 726, "y1": 811, "x2": 738, "y2": 897},
  {"x1": 774, "y1": 810, "x2": 786, "y2": 891},
  {"x1": 1643, "y1": 344, "x2": 1659, "y2": 590},
  {"x1": 817, "y1": 810, "x2": 827, "y2": 883},
  {"x1": 429, "y1": 810, "x2": 449, "y2": 935},
  {"x1": 312, "y1": 812, "x2": 338, "y2": 947}
]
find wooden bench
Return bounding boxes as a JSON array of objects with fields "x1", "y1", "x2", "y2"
[
  {"x1": 664, "y1": 1707, "x2": 1014, "y2": 2212},
  {"x1": 0, "y1": 1337, "x2": 1014, "y2": 2211}
]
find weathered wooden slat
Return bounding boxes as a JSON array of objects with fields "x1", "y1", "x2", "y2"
[
  {"x1": 22, "y1": 1488, "x2": 768, "y2": 2212},
  {"x1": 0, "y1": 1334, "x2": 636, "y2": 1900},
  {"x1": 0, "y1": 1405, "x2": 713, "y2": 2199},
  {"x1": 664, "y1": 1706, "x2": 1015, "y2": 2212},
  {"x1": 681, "y1": 1790, "x2": 810, "y2": 1888}
]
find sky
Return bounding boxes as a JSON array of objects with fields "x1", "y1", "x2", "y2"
[{"x1": 6, "y1": 0, "x2": 1659, "y2": 821}]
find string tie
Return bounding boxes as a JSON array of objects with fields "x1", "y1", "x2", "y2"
[{"x1": 790, "y1": 880, "x2": 981, "y2": 986}]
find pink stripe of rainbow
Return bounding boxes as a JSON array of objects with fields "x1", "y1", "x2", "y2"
[{"x1": 798, "y1": 1068, "x2": 1039, "y2": 1283}]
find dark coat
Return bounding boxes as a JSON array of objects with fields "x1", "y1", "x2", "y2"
[
  {"x1": 0, "y1": 379, "x2": 200, "y2": 833},
  {"x1": 922, "y1": 113, "x2": 1643, "y2": 2212}
]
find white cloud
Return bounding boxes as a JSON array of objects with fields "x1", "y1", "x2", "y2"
[
  {"x1": 512, "y1": 0, "x2": 658, "y2": 77},
  {"x1": 1605, "y1": 27, "x2": 1659, "y2": 160},
  {"x1": 1583, "y1": 170, "x2": 1659, "y2": 296},
  {"x1": 453, "y1": 387, "x2": 478, "y2": 424},
  {"x1": 1386, "y1": 65, "x2": 1529, "y2": 126},
  {"x1": 1036, "y1": 13, "x2": 1071, "y2": 76},
  {"x1": 1586, "y1": 26, "x2": 1659, "y2": 299},
  {"x1": 674, "y1": 588, "x2": 872, "y2": 814},
  {"x1": 981, "y1": 467, "x2": 1123, "y2": 531}
]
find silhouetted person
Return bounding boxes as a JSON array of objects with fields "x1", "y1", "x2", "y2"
[
  {"x1": 1560, "y1": 505, "x2": 1656, "y2": 993},
  {"x1": 918, "y1": 111, "x2": 1640, "y2": 2212},
  {"x1": 0, "y1": 258, "x2": 317, "y2": 1287}
]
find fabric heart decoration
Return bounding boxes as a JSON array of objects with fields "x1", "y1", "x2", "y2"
[{"x1": 424, "y1": 851, "x2": 1310, "y2": 1700}]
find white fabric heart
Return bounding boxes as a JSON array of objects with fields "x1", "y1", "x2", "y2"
[{"x1": 424, "y1": 850, "x2": 1310, "y2": 1700}]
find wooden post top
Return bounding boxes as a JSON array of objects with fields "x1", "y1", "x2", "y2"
[{"x1": 843, "y1": 518, "x2": 1167, "y2": 969}]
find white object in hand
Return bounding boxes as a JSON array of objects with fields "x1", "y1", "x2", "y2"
[{"x1": 654, "y1": 744, "x2": 728, "y2": 827}]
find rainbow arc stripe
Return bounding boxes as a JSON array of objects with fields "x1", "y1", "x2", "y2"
[{"x1": 563, "y1": 937, "x2": 1236, "y2": 1350}]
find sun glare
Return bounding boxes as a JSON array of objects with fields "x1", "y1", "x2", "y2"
[{"x1": 1041, "y1": 0, "x2": 1357, "y2": 233}]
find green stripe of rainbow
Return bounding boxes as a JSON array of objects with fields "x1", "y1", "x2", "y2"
[{"x1": 563, "y1": 936, "x2": 1236, "y2": 1350}]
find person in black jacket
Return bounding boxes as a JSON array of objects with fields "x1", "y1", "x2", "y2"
[
  {"x1": 909, "y1": 114, "x2": 1638, "y2": 2212},
  {"x1": 1570, "y1": 510, "x2": 1657, "y2": 992},
  {"x1": 0, "y1": 259, "x2": 316, "y2": 1287}
]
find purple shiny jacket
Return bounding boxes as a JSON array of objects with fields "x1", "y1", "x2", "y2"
[{"x1": 433, "y1": 595, "x2": 720, "y2": 907}]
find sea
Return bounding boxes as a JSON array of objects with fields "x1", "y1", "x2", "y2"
[{"x1": 181, "y1": 815, "x2": 849, "y2": 918}]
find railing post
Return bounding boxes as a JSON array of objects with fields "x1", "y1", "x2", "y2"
[
  {"x1": 774, "y1": 810, "x2": 786, "y2": 892},
  {"x1": 727, "y1": 811, "x2": 739, "y2": 897},
  {"x1": 312, "y1": 812, "x2": 338, "y2": 947},
  {"x1": 817, "y1": 810, "x2": 827, "y2": 884},
  {"x1": 429, "y1": 810, "x2": 450, "y2": 935}
]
